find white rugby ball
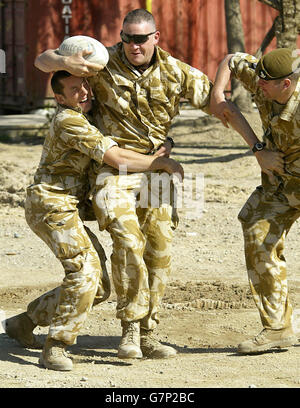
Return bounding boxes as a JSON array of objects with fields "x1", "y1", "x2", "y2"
[{"x1": 58, "y1": 35, "x2": 109, "y2": 66}]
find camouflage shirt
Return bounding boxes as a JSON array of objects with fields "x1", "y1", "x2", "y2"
[
  {"x1": 229, "y1": 52, "x2": 300, "y2": 181},
  {"x1": 89, "y1": 43, "x2": 212, "y2": 153},
  {"x1": 31, "y1": 104, "x2": 116, "y2": 203}
]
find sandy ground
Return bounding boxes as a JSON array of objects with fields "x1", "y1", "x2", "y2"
[{"x1": 0, "y1": 110, "x2": 299, "y2": 391}]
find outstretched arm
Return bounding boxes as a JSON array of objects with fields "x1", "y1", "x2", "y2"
[
  {"x1": 210, "y1": 54, "x2": 234, "y2": 127},
  {"x1": 210, "y1": 54, "x2": 284, "y2": 177},
  {"x1": 35, "y1": 49, "x2": 104, "y2": 76},
  {"x1": 57, "y1": 115, "x2": 183, "y2": 179},
  {"x1": 103, "y1": 146, "x2": 184, "y2": 179}
]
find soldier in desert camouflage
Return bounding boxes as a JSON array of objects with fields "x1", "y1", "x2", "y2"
[
  {"x1": 5, "y1": 70, "x2": 183, "y2": 371},
  {"x1": 210, "y1": 48, "x2": 300, "y2": 354},
  {"x1": 34, "y1": 8, "x2": 265, "y2": 361},
  {"x1": 34, "y1": 9, "x2": 212, "y2": 361}
]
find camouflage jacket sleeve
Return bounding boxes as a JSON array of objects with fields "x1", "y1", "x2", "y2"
[
  {"x1": 229, "y1": 52, "x2": 259, "y2": 94},
  {"x1": 178, "y1": 61, "x2": 213, "y2": 113},
  {"x1": 56, "y1": 109, "x2": 117, "y2": 164}
]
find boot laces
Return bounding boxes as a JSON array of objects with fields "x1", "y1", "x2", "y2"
[{"x1": 122, "y1": 322, "x2": 139, "y2": 345}]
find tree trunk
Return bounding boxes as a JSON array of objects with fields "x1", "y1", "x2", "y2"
[
  {"x1": 224, "y1": 0, "x2": 252, "y2": 112},
  {"x1": 276, "y1": 0, "x2": 299, "y2": 49},
  {"x1": 255, "y1": 16, "x2": 278, "y2": 59},
  {"x1": 258, "y1": 0, "x2": 300, "y2": 50}
]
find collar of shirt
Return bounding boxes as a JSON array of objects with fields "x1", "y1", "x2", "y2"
[
  {"x1": 279, "y1": 76, "x2": 300, "y2": 121},
  {"x1": 57, "y1": 103, "x2": 82, "y2": 114}
]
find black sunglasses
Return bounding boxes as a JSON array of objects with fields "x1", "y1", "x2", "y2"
[{"x1": 120, "y1": 30, "x2": 156, "y2": 44}]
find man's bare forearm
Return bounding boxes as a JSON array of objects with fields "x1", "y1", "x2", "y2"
[
  {"x1": 211, "y1": 54, "x2": 233, "y2": 102},
  {"x1": 104, "y1": 146, "x2": 159, "y2": 172},
  {"x1": 103, "y1": 146, "x2": 183, "y2": 177},
  {"x1": 34, "y1": 49, "x2": 64, "y2": 73},
  {"x1": 210, "y1": 54, "x2": 285, "y2": 176},
  {"x1": 210, "y1": 54, "x2": 235, "y2": 127},
  {"x1": 35, "y1": 49, "x2": 105, "y2": 76},
  {"x1": 221, "y1": 101, "x2": 284, "y2": 175},
  {"x1": 225, "y1": 103, "x2": 260, "y2": 148},
  {"x1": 210, "y1": 53, "x2": 259, "y2": 146}
]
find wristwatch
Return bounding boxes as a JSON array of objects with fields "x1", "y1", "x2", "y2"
[
  {"x1": 252, "y1": 142, "x2": 266, "y2": 153},
  {"x1": 166, "y1": 137, "x2": 175, "y2": 148}
]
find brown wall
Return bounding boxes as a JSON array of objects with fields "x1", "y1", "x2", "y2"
[{"x1": 0, "y1": 0, "x2": 299, "y2": 112}]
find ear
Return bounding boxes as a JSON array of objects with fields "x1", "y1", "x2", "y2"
[
  {"x1": 283, "y1": 78, "x2": 292, "y2": 90},
  {"x1": 153, "y1": 30, "x2": 160, "y2": 45},
  {"x1": 54, "y1": 93, "x2": 65, "y2": 105}
]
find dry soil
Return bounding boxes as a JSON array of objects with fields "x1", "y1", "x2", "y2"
[{"x1": 0, "y1": 110, "x2": 299, "y2": 391}]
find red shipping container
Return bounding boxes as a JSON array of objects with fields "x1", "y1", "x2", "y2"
[{"x1": 0, "y1": 0, "x2": 298, "y2": 112}]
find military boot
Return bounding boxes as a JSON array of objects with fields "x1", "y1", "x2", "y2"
[
  {"x1": 5, "y1": 312, "x2": 43, "y2": 349},
  {"x1": 39, "y1": 337, "x2": 73, "y2": 371},
  {"x1": 237, "y1": 327, "x2": 297, "y2": 354},
  {"x1": 140, "y1": 328, "x2": 177, "y2": 358},
  {"x1": 118, "y1": 320, "x2": 143, "y2": 359}
]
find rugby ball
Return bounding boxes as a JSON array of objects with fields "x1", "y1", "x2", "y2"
[{"x1": 58, "y1": 35, "x2": 109, "y2": 66}]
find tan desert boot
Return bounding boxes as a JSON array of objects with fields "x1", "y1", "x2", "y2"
[
  {"x1": 39, "y1": 337, "x2": 73, "y2": 371},
  {"x1": 118, "y1": 320, "x2": 142, "y2": 359},
  {"x1": 237, "y1": 327, "x2": 297, "y2": 354},
  {"x1": 140, "y1": 329, "x2": 177, "y2": 358},
  {"x1": 5, "y1": 312, "x2": 43, "y2": 349}
]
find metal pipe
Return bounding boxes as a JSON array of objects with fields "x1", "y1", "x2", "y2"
[{"x1": 146, "y1": 0, "x2": 152, "y2": 13}]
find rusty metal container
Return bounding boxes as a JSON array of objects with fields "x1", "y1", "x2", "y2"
[{"x1": 0, "y1": 0, "x2": 298, "y2": 113}]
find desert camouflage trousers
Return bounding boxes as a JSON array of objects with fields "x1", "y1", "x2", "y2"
[
  {"x1": 92, "y1": 167, "x2": 178, "y2": 330},
  {"x1": 238, "y1": 174, "x2": 300, "y2": 330},
  {"x1": 24, "y1": 185, "x2": 110, "y2": 345}
]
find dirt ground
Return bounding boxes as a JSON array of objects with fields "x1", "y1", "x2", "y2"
[{"x1": 0, "y1": 109, "x2": 299, "y2": 390}]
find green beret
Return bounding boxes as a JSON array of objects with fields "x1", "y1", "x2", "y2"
[{"x1": 255, "y1": 48, "x2": 299, "y2": 80}]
